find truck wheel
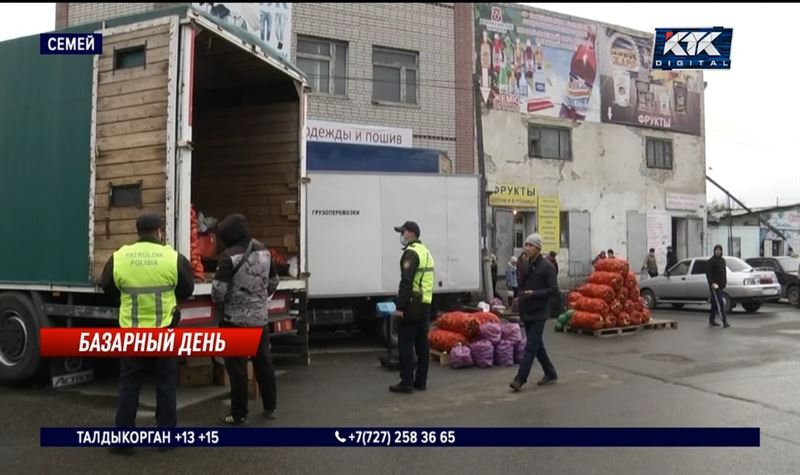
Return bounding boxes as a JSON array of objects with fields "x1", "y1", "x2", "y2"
[
  {"x1": 741, "y1": 302, "x2": 762, "y2": 313},
  {"x1": 787, "y1": 285, "x2": 799, "y2": 307},
  {"x1": 0, "y1": 292, "x2": 44, "y2": 384},
  {"x1": 641, "y1": 290, "x2": 657, "y2": 310}
]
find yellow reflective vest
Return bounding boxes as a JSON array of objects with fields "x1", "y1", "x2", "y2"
[{"x1": 113, "y1": 241, "x2": 179, "y2": 328}]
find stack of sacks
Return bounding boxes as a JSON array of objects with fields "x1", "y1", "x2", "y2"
[
  {"x1": 565, "y1": 259, "x2": 652, "y2": 330},
  {"x1": 427, "y1": 311, "x2": 527, "y2": 369}
]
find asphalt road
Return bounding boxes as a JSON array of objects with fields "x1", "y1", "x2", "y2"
[{"x1": 1, "y1": 303, "x2": 799, "y2": 474}]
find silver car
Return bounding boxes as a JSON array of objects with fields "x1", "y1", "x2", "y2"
[{"x1": 639, "y1": 256, "x2": 781, "y2": 314}]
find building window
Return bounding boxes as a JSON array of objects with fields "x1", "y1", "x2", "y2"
[
  {"x1": 372, "y1": 47, "x2": 418, "y2": 105},
  {"x1": 110, "y1": 183, "x2": 142, "y2": 208},
  {"x1": 114, "y1": 45, "x2": 146, "y2": 70},
  {"x1": 560, "y1": 211, "x2": 569, "y2": 248},
  {"x1": 528, "y1": 124, "x2": 571, "y2": 160},
  {"x1": 297, "y1": 36, "x2": 347, "y2": 95},
  {"x1": 646, "y1": 138, "x2": 673, "y2": 169}
]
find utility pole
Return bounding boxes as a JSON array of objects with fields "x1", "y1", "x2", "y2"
[{"x1": 473, "y1": 72, "x2": 493, "y2": 303}]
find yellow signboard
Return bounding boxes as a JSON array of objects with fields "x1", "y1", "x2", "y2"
[
  {"x1": 488, "y1": 184, "x2": 537, "y2": 208},
  {"x1": 537, "y1": 196, "x2": 560, "y2": 253}
]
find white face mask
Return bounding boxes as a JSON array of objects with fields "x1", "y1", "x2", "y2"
[{"x1": 400, "y1": 235, "x2": 408, "y2": 246}]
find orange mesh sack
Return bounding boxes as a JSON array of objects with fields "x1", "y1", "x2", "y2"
[
  {"x1": 577, "y1": 284, "x2": 615, "y2": 303},
  {"x1": 436, "y1": 312, "x2": 480, "y2": 339},
  {"x1": 588, "y1": 271, "x2": 624, "y2": 290},
  {"x1": 473, "y1": 312, "x2": 501, "y2": 325},
  {"x1": 567, "y1": 292, "x2": 583, "y2": 309},
  {"x1": 572, "y1": 296, "x2": 611, "y2": 316},
  {"x1": 570, "y1": 311, "x2": 604, "y2": 330},
  {"x1": 594, "y1": 259, "x2": 630, "y2": 275},
  {"x1": 428, "y1": 329, "x2": 469, "y2": 352}
]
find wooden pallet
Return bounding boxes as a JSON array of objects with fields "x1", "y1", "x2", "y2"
[
  {"x1": 642, "y1": 319, "x2": 679, "y2": 330},
  {"x1": 430, "y1": 349, "x2": 450, "y2": 367},
  {"x1": 557, "y1": 319, "x2": 678, "y2": 338}
]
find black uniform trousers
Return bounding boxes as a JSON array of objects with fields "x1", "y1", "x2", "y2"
[
  {"x1": 116, "y1": 357, "x2": 178, "y2": 428},
  {"x1": 397, "y1": 314, "x2": 430, "y2": 388}
]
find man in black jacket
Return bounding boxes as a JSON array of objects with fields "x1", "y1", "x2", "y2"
[
  {"x1": 666, "y1": 246, "x2": 678, "y2": 271},
  {"x1": 510, "y1": 233, "x2": 558, "y2": 392},
  {"x1": 706, "y1": 244, "x2": 730, "y2": 328},
  {"x1": 212, "y1": 214, "x2": 280, "y2": 424}
]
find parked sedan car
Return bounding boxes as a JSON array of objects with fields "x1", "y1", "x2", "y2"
[
  {"x1": 745, "y1": 256, "x2": 799, "y2": 307},
  {"x1": 639, "y1": 256, "x2": 781, "y2": 314}
]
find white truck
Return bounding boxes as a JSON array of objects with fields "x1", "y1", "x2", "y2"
[{"x1": 305, "y1": 172, "x2": 482, "y2": 335}]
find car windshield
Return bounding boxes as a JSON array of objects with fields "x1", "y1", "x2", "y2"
[
  {"x1": 777, "y1": 258, "x2": 799, "y2": 272},
  {"x1": 726, "y1": 257, "x2": 752, "y2": 272}
]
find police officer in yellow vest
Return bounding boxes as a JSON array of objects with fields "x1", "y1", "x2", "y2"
[
  {"x1": 101, "y1": 214, "x2": 194, "y2": 454},
  {"x1": 390, "y1": 221, "x2": 435, "y2": 393}
]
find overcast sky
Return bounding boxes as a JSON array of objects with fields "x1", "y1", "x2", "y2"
[{"x1": 1, "y1": 3, "x2": 798, "y2": 209}]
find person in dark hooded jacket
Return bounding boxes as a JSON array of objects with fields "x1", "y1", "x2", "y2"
[
  {"x1": 706, "y1": 244, "x2": 730, "y2": 328},
  {"x1": 212, "y1": 214, "x2": 280, "y2": 425}
]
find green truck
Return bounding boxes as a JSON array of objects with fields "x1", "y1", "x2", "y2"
[{"x1": 0, "y1": 5, "x2": 311, "y2": 385}]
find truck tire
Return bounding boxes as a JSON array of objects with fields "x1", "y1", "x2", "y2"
[
  {"x1": 741, "y1": 302, "x2": 761, "y2": 313},
  {"x1": 0, "y1": 292, "x2": 45, "y2": 384},
  {"x1": 787, "y1": 285, "x2": 799, "y2": 307}
]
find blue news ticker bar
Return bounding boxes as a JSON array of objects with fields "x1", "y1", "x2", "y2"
[
  {"x1": 40, "y1": 33, "x2": 103, "y2": 55},
  {"x1": 41, "y1": 427, "x2": 760, "y2": 448}
]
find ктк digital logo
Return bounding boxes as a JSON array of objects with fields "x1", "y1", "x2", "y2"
[{"x1": 652, "y1": 27, "x2": 732, "y2": 70}]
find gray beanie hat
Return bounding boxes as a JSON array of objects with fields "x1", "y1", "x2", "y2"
[{"x1": 525, "y1": 233, "x2": 543, "y2": 249}]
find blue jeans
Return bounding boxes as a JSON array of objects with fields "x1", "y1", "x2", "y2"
[
  {"x1": 515, "y1": 319, "x2": 557, "y2": 384},
  {"x1": 709, "y1": 287, "x2": 728, "y2": 325}
]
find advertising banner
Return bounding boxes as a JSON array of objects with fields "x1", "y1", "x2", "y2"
[
  {"x1": 474, "y1": 4, "x2": 600, "y2": 121},
  {"x1": 599, "y1": 27, "x2": 702, "y2": 135}
]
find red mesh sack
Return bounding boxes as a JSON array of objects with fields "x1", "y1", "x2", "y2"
[
  {"x1": 630, "y1": 311, "x2": 643, "y2": 325},
  {"x1": 473, "y1": 312, "x2": 501, "y2": 325},
  {"x1": 609, "y1": 299, "x2": 623, "y2": 315},
  {"x1": 428, "y1": 329, "x2": 469, "y2": 352},
  {"x1": 629, "y1": 287, "x2": 641, "y2": 301},
  {"x1": 436, "y1": 312, "x2": 480, "y2": 339},
  {"x1": 567, "y1": 292, "x2": 583, "y2": 309},
  {"x1": 623, "y1": 301, "x2": 637, "y2": 315},
  {"x1": 594, "y1": 259, "x2": 630, "y2": 275},
  {"x1": 624, "y1": 271, "x2": 638, "y2": 287},
  {"x1": 570, "y1": 311, "x2": 604, "y2": 330},
  {"x1": 572, "y1": 296, "x2": 610, "y2": 316},
  {"x1": 618, "y1": 287, "x2": 630, "y2": 302},
  {"x1": 577, "y1": 283, "x2": 615, "y2": 303},
  {"x1": 616, "y1": 311, "x2": 632, "y2": 327},
  {"x1": 588, "y1": 271, "x2": 624, "y2": 290},
  {"x1": 641, "y1": 308, "x2": 652, "y2": 323}
]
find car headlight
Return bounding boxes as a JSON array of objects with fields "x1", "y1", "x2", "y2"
[{"x1": 743, "y1": 278, "x2": 757, "y2": 286}]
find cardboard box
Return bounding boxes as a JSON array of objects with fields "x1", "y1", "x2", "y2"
[
  {"x1": 178, "y1": 365, "x2": 213, "y2": 387},
  {"x1": 248, "y1": 378, "x2": 261, "y2": 400},
  {"x1": 184, "y1": 357, "x2": 214, "y2": 368},
  {"x1": 213, "y1": 363, "x2": 229, "y2": 387}
]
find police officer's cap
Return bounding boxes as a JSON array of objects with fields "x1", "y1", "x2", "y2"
[
  {"x1": 394, "y1": 221, "x2": 421, "y2": 237},
  {"x1": 136, "y1": 213, "x2": 163, "y2": 233}
]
